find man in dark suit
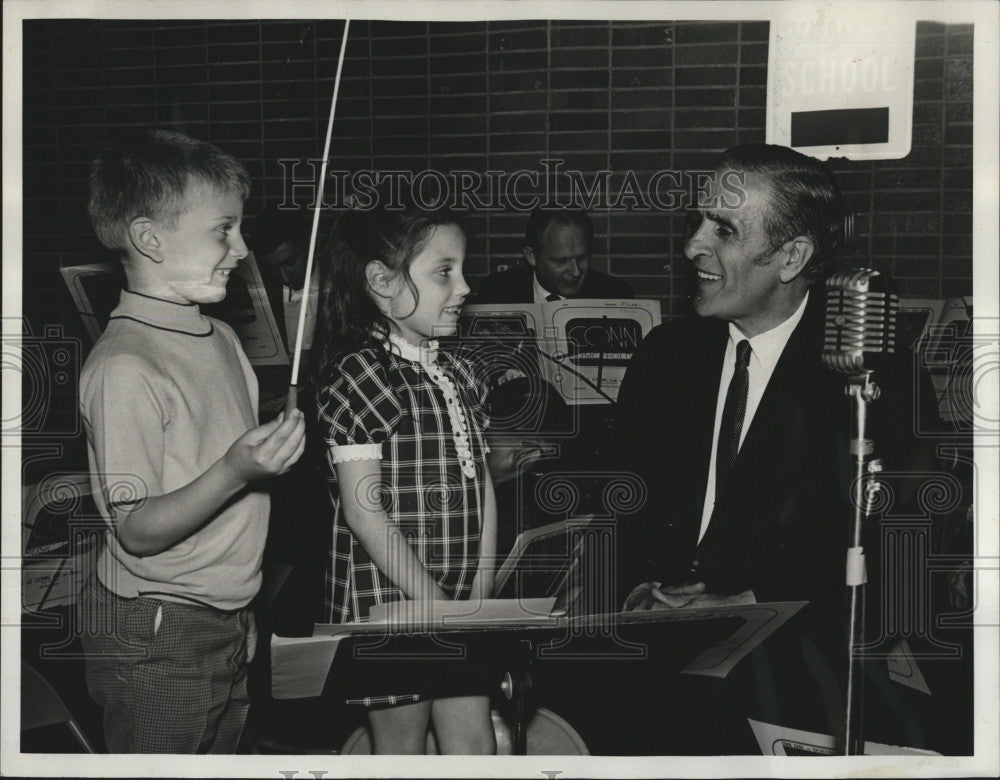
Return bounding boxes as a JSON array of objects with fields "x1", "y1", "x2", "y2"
[
  {"x1": 617, "y1": 143, "x2": 861, "y2": 612},
  {"x1": 476, "y1": 205, "x2": 633, "y2": 303},
  {"x1": 603, "y1": 143, "x2": 934, "y2": 752}
]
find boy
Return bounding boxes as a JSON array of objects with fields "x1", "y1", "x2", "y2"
[{"x1": 79, "y1": 129, "x2": 305, "y2": 753}]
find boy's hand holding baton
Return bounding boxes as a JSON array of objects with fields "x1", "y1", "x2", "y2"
[{"x1": 224, "y1": 409, "x2": 306, "y2": 482}]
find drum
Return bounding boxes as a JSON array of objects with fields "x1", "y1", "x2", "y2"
[{"x1": 341, "y1": 707, "x2": 589, "y2": 755}]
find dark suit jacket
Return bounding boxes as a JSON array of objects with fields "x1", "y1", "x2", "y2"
[
  {"x1": 614, "y1": 289, "x2": 924, "y2": 612},
  {"x1": 475, "y1": 264, "x2": 634, "y2": 304},
  {"x1": 604, "y1": 289, "x2": 948, "y2": 750}
]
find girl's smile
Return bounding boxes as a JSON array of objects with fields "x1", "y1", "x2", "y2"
[{"x1": 387, "y1": 223, "x2": 470, "y2": 346}]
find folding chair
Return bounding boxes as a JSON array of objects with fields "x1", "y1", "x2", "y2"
[{"x1": 21, "y1": 662, "x2": 96, "y2": 753}]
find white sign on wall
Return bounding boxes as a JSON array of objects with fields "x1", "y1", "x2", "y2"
[{"x1": 766, "y1": 12, "x2": 916, "y2": 160}]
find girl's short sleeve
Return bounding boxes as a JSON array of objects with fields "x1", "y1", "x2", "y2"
[{"x1": 317, "y1": 351, "x2": 405, "y2": 464}]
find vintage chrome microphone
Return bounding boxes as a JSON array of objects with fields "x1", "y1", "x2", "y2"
[
  {"x1": 823, "y1": 268, "x2": 898, "y2": 756},
  {"x1": 823, "y1": 268, "x2": 897, "y2": 375}
]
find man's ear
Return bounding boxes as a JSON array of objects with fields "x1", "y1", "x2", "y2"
[
  {"x1": 523, "y1": 247, "x2": 537, "y2": 268},
  {"x1": 778, "y1": 235, "x2": 815, "y2": 283},
  {"x1": 127, "y1": 217, "x2": 163, "y2": 263},
  {"x1": 365, "y1": 260, "x2": 395, "y2": 298}
]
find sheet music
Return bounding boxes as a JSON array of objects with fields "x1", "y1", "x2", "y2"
[
  {"x1": 494, "y1": 517, "x2": 594, "y2": 594},
  {"x1": 312, "y1": 597, "x2": 561, "y2": 637},
  {"x1": 461, "y1": 298, "x2": 661, "y2": 404},
  {"x1": 679, "y1": 601, "x2": 807, "y2": 678},
  {"x1": 886, "y1": 639, "x2": 932, "y2": 695},
  {"x1": 270, "y1": 634, "x2": 345, "y2": 700},
  {"x1": 369, "y1": 597, "x2": 561, "y2": 626},
  {"x1": 748, "y1": 718, "x2": 942, "y2": 756}
]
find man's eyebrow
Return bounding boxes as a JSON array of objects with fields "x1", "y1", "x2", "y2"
[{"x1": 703, "y1": 211, "x2": 738, "y2": 234}]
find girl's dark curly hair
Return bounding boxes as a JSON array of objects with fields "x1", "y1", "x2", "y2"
[{"x1": 312, "y1": 194, "x2": 463, "y2": 387}]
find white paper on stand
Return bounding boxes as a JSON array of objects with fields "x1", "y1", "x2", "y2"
[
  {"x1": 270, "y1": 634, "x2": 344, "y2": 700},
  {"x1": 748, "y1": 718, "x2": 941, "y2": 756},
  {"x1": 680, "y1": 600, "x2": 806, "y2": 678},
  {"x1": 369, "y1": 596, "x2": 559, "y2": 627},
  {"x1": 886, "y1": 638, "x2": 932, "y2": 695}
]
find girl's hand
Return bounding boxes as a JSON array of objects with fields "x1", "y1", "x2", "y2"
[
  {"x1": 223, "y1": 409, "x2": 306, "y2": 484},
  {"x1": 485, "y1": 439, "x2": 555, "y2": 485}
]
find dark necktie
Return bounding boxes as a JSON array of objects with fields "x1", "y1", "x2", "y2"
[
  {"x1": 715, "y1": 339, "x2": 752, "y2": 502},
  {"x1": 545, "y1": 293, "x2": 561, "y2": 302}
]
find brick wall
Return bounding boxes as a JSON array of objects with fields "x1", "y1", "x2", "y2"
[{"x1": 22, "y1": 18, "x2": 973, "y2": 332}]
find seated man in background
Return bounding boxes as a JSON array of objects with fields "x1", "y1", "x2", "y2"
[
  {"x1": 251, "y1": 205, "x2": 319, "y2": 356},
  {"x1": 473, "y1": 205, "x2": 633, "y2": 552},
  {"x1": 476, "y1": 205, "x2": 633, "y2": 303}
]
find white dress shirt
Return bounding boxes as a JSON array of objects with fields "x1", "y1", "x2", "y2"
[
  {"x1": 533, "y1": 274, "x2": 561, "y2": 303},
  {"x1": 697, "y1": 292, "x2": 810, "y2": 543}
]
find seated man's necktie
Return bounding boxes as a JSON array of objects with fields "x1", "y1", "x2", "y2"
[{"x1": 715, "y1": 339, "x2": 752, "y2": 501}]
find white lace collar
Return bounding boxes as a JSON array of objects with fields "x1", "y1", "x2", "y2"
[
  {"x1": 385, "y1": 331, "x2": 439, "y2": 364},
  {"x1": 382, "y1": 331, "x2": 476, "y2": 479}
]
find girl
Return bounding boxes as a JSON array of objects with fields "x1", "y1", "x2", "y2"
[{"x1": 313, "y1": 198, "x2": 497, "y2": 755}]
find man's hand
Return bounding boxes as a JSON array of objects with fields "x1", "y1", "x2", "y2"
[
  {"x1": 624, "y1": 581, "x2": 756, "y2": 611},
  {"x1": 223, "y1": 409, "x2": 306, "y2": 484},
  {"x1": 648, "y1": 581, "x2": 708, "y2": 608},
  {"x1": 624, "y1": 581, "x2": 705, "y2": 610}
]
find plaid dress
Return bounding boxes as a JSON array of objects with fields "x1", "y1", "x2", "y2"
[{"x1": 317, "y1": 334, "x2": 491, "y2": 706}]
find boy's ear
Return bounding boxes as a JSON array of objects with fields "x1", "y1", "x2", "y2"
[
  {"x1": 523, "y1": 247, "x2": 537, "y2": 267},
  {"x1": 778, "y1": 235, "x2": 815, "y2": 283},
  {"x1": 127, "y1": 217, "x2": 164, "y2": 263},
  {"x1": 365, "y1": 260, "x2": 395, "y2": 297}
]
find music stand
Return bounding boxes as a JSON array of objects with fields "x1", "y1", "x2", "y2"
[{"x1": 313, "y1": 603, "x2": 802, "y2": 755}]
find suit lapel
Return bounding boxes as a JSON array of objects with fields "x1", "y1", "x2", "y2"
[
  {"x1": 694, "y1": 324, "x2": 729, "y2": 469},
  {"x1": 675, "y1": 322, "x2": 729, "y2": 543}
]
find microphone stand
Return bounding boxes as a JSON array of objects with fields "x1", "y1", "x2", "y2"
[{"x1": 840, "y1": 373, "x2": 884, "y2": 756}]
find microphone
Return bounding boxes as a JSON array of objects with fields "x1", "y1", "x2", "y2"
[{"x1": 823, "y1": 268, "x2": 898, "y2": 376}]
